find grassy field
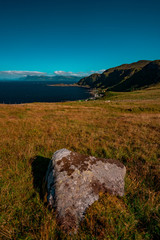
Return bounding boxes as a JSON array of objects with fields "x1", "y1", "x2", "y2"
[{"x1": 0, "y1": 86, "x2": 160, "y2": 239}]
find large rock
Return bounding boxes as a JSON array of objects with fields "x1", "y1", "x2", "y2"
[{"x1": 45, "y1": 149, "x2": 126, "y2": 232}]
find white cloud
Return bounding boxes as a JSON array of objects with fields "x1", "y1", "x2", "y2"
[
  {"x1": 53, "y1": 69, "x2": 105, "y2": 77},
  {"x1": 0, "y1": 69, "x2": 106, "y2": 79},
  {"x1": 91, "y1": 69, "x2": 105, "y2": 74},
  {"x1": 0, "y1": 71, "x2": 45, "y2": 79},
  {"x1": 54, "y1": 71, "x2": 79, "y2": 76}
]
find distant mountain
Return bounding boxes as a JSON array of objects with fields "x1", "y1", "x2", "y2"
[
  {"x1": 78, "y1": 60, "x2": 160, "y2": 91},
  {"x1": 20, "y1": 75, "x2": 82, "y2": 82}
]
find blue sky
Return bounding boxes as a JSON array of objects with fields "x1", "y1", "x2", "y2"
[{"x1": 0, "y1": 0, "x2": 160, "y2": 77}]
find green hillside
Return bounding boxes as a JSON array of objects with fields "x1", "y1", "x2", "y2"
[{"x1": 78, "y1": 60, "x2": 160, "y2": 91}]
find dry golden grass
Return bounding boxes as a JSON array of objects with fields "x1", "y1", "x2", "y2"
[{"x1": 0, "y1": 87, "x2": 160, "y2": 239}]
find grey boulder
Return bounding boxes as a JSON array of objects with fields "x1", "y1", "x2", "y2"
[{"x1": 45, "y1": 149, "x2": 126, "y2": 232}]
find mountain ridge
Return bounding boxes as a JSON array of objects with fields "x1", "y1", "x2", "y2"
[
  {"x1": 18, "y1": 75, "x2": 82, "y2": 82},
  {"x1": 0, "y1": 75, "x2": 82, "y2": 82},
  {"x1": 78, "y1": 60, "x2": 160, "y2": 91}
]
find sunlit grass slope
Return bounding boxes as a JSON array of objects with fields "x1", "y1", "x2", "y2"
[{"x1": 0, "y1": 86, "x2": 160, "y2": 239}]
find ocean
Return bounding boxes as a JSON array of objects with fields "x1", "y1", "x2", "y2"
[{"x1": 0, "y1": 81, "x2": 91, "y2": 104}]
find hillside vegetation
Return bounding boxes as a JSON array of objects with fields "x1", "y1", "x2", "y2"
[
  {"x1": 78, "y1": 60, "x2": 160, "y2": 91},
  {"x1": 0, "y1": 86, "x2": 160, "y2": 239}
]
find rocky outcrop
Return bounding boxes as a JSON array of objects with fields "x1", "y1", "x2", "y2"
[{"x1": 45, "y1": 149, "x2": 126, "y2": 232}]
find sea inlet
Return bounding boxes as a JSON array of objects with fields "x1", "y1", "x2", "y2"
[{"x1": 0, "y1": 81, "x2": 91, "y2": 104}]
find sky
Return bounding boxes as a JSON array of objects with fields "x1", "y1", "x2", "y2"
[{"x1": 0, "y1": 0, "x2": 160, "y2": 78}]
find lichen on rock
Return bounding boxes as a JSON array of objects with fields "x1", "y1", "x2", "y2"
[{"x1": 45, "y1": 148, "x2": 126, "y2": 232}]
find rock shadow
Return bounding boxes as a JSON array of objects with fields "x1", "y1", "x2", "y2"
[{"x1": 31, "y1": 155, "x2": 50, "y2": 200}]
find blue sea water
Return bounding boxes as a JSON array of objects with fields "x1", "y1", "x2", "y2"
[{"x1": 0, "y1": 81, "x2": 91, "y2": 104}]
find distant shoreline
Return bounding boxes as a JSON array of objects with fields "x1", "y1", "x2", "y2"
[
  {"x1": 47, "y1": 83, "x2": 90, "y2": 88},
  {"x1": 47, "y1": 83, "x2": 98, "y2": 99}
]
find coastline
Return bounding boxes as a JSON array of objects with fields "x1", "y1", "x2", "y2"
[
  {"x1": 47, "y1": 83, "x2": 90, "y2": 88},
  {"x1": 47, "y1": 83, "x2": 100, "y2": 100}
]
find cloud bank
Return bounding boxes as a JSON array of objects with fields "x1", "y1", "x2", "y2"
[
  {"x1": 0, "y1": 69, "x2": 105, "y2": 79},
  {"x1": 0, "y1": 71, "x2": 46, "y2": 79},
  {"x1": 53, "y1": 69, "x2": 105, "y2": 77}
]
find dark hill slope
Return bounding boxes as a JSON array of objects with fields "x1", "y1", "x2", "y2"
[{"x1": 78, "y1": 60, "x2": 160, "y2": 91}]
